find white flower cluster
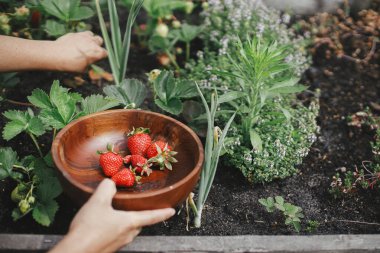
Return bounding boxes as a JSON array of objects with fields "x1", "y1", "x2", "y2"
[{"x1": 201, "y1": 0, "x2": 310, "y2": 75}]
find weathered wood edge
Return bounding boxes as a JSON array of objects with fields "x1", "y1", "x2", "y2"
[{"x1": 0, "y1": 234, "x2": 379, "y2": 252}]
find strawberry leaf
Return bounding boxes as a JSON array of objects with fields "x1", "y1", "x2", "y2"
[
  {"x1": 2, "y1": 121, "x2": 25, "y2": 141},
  {"x1": 155, "y1": 98, "x2": 183, "y2": 115},
  {"x1": 28, "y1": 117, "x2": 46, "y2": 137},
  {"x1": 27, "y1": 89, "x2": 52, "y2": 109},
  {"x1": 103, "y1": 78, "x2": 147, "y2": 108},
  {"x1": 0, "y1": 147, "x2": 18, "y2": 180},
  {"x1": 3, "y1": 110, "x2": 28, "y2": 124},
  {"x1": 81, "y1": 94, "x2": 119, "y2": 115},
  {"x1": 39, "y1": 108, "x2": 66, "y2": 130},
  {"x1": 32, "y1": 200, "x2": 59, "y2": 227}
]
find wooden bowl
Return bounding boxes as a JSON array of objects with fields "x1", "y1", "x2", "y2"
[{"x1": 51, "y1": 109, "x2": 204, "y2": 210}]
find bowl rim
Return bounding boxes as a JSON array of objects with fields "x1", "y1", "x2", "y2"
[{"x1": 51, "y1": 109, "x2": 204, "y2": 200}]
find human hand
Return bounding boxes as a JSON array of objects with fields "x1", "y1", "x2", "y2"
[
  {"x1": 50, "y1": 179, "x2": 175, "y2": 253},
  {"x1": 51, "y1": 31, "x2": 108, "y2": 73}
]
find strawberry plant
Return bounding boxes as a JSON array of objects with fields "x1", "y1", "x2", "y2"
[
  {"x1": 259, "y1": 196, "x2": 304, "y2": 232},
  {"x1": 152, "y1": 70, "x2": 198, "y2": 115},
  {"x1": 39, "y1": 0, "x2": 94, "y2": 37},
  {"x1": 0, "y1": 80, "x2": 119, "y2": 226},
  {"x1": 0, "y1": 148, "x2": 62, "y2": 226}
]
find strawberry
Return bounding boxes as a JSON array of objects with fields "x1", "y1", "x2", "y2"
[
  {"x1": 111, "y1": 168, "x2": 135, "y2": 187},
  {"x1": 127, "y1": 127, "x2": 152, "y2": 156},
  {"x1": 123, "y1": 155, "x2": 132, "y2": 164},
  {"x1": 147, "y1": 141, "x2": 178, "y2": 170},
  {"x1": 130, "y1": 154, "x2": 152, "y2": 176},
  {"x1": 98, "y1": 144, "x2": 123, "y2": 177},
  {"x1": 146, "y1": 140, "x2": 172, "y2": 158}
]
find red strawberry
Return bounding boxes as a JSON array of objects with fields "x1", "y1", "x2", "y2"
[
  {"x1": 123, "y1": 155, "x2": 132, "y2": 164},
  {"x1": 98, "y1": 144, "x2": 123, "y2": 177},
  {"x1": 130, "y1": 154, "x2": 152, "y2": 176},
  {"x1": 146, "y1": 140, "x2": 172, "y2": 159},
  {"x1": 127, "y1": 127, "x2": 152, "y2": 156},
  {"x1": 111, "y1": 168, "x2": 135, "y2": 187},
  {"x1": 147, "y1": 141, "x2": 178, "y2": 170}
]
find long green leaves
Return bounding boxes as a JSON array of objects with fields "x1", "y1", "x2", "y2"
[
  {"x1": 95, "y1": 0, "x2": 143, "y2": 85},
  {"x1": 194, "y1": 83, "x2": 236, "y2": 227}
]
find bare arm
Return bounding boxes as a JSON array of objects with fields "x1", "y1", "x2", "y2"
[
  {"x1": 0, "y1": 31, "x2": 107, "y2": 73},
  {"x1": 49, "y1": 179, "x2": 175, "y2": 253}
]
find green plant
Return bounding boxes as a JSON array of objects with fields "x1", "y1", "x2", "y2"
[
  {"x1": 188, "y1": 83, "x2": 236, "y2": 228},
  {"x1": 1, "y1": 80, "x2": 119, "y2": 226},
  {"x1": 121, "y1": 0, "x2": 199, "y2": 68},
  {"x1": 95, "y1": 0, "x2": 148, "y2": 108},
  {"x1": 95, "y1": 0, "x2": 143, "y2": 85},
  {"x1": 152, "y1": 70, "x2": 198, "y2": 115},
  {"x1": 172, "y1": 23, "x2": 202, "y2": 61},
  {"x1": 259, "y1": 196, "x2": 304, "y2": 232},
  {"x1": 306, "y1": 220, "x2": 320, "y2": 233},
  {"x1": 222, "y1": 97, "x2": 319, "y2": 184},
  {"x1": 218, "y1": 36, "x2": 306, "y2": 151},
  {"x1": 181, "y1": 2, "x2": 318, "y2": 184},
  {"x1": 0, "y1": 148, "x2": 62, "y2": 226},
  {"x1": 39, "y1": 0, "x2": 94, "y2": 37},
  {"x1": 330, "y1": 110, "x2": 380, "y2": 197}
]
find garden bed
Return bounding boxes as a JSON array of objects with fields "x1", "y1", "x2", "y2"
[
  {"x1": 0, "y1": 1, "x2": 380, "y2": 251},
  {"x1": 0, "y1": 38, "x2": 379, "y2": 236}
]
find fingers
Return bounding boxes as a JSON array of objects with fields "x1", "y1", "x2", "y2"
[
  {"x1": 89, "y1": 179, "x2": 117, "y2": 206},
  {"x1": 93, "y1": 35, "x2": 103, "y2": 46},
  {"x1": 81, "y1": 30, "x2": 94, "y2": 37},
  {"x1": 127, "y1": 208, "x2": 175, "y2": 228}
]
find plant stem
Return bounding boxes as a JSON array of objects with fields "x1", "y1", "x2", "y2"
[
  {"x1": 0, "y1": 163, "x2": 27, "y2": 170},
  {"x1": 29, "y1": 133, "x2": 43, "y2": 157},
  {"x1": 186, "y1": 42, "x2": 190, "y2": 62},
  {"x1": 194, "y1": 207, "x2": 203, "y2": 228},
  {"x1": 5, "y1": 99, "x2": 34, "y2": 107},
  {"x1": 53, "y1": 128, "x2": 57, "y2": 140},
  {"x1": 165, "y1": 50, "x2": 180, "y2": 71}
]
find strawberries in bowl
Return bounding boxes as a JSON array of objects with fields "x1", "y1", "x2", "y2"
[
  {"x1": 97, "y1": 127, "x2": 178, "y2": 188},
  {"x1": 51, "y1": 109, "x2": 204, "y2": 211}
]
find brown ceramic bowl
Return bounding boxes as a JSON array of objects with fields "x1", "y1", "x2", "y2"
[{"x1": 51, "y1": 109, "x2": 204, "y2": 210}]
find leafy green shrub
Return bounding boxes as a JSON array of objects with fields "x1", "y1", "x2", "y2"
[
  {"x1": 223, "y1": 97, "x2": 319, "y2": 183},
  {"x1": 0, "y1": 80, "x2": 119, "y2": 226}
]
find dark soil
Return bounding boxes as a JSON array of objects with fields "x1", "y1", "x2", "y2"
[{"x1": 1, "y1": 14, "x2": 379, "y2": 236}]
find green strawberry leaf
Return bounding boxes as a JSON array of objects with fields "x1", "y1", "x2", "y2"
[
  {"x1": 174, "y1": 80, "x2": 198, "y2": 98},
  {"x1": 103, "y1": 79, "x2": 147, "y2": 108},
  {"x1": 70, "y1": 6, "x2": 94, "y2": 21},
  {"x1": 3, "y1": 110, "x2": 28, "y2": 124},
  {"x1": 2, "y1": 120, "x2": 25, "y2": 141},
  {"x1": 39, "y1": 108, "x2": 66, "y2": 130},
  {"x1": 0, "y1": 147, "x2": 18, "y2": 180},
  {"x1": 28, "y1": 89, "x2": 52, "y2": 109},
  {"x1": 28, "y1": 117, "x2": 46, "y2": 137},
  {"x1": 155, "y1": 98, "x2": 183, "y2": 115},
  {"x1": 81, "y1": 94, "x2": 119, "y2": 115},
  {"x1": 32, "y1": 200, "x2": 59, "y2": 227},
  {"x1": 178, "y1": 23, "x2": 202, "y2": 42}
]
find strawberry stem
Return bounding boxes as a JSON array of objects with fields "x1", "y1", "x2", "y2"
[{"x1": 29, "y1": 133, "x2": 43, "y2": 158}]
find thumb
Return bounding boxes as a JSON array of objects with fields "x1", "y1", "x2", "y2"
[{"x1": 88, "y1": 178, "x2": 116, "y2": 206}]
